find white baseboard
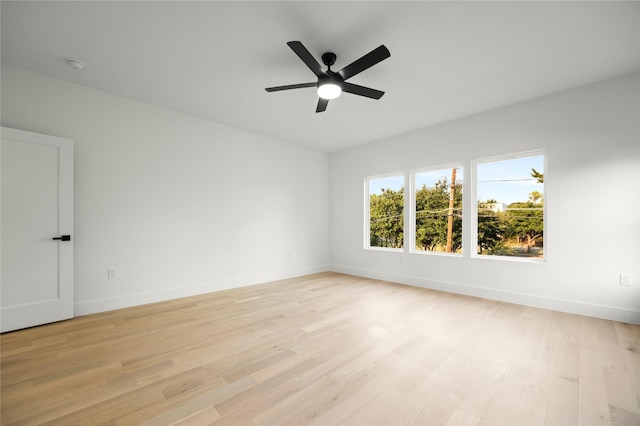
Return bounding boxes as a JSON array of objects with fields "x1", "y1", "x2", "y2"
[
  {"x1": 75, "y1": 264, "x2": 639, "y2": 325},
  {"x1": 74, "y1": 265, "x2": 330, "y2": 316},
  {"x1": 330, "y1": 265, "x2": 640, "y2": 325}
]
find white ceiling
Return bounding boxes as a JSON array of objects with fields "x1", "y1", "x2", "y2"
[{"x1": 2, "y1": 1, "x2": 639, "y2": 153}]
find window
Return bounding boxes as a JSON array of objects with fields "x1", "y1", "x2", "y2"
[
  {"x1": 366, "y1": 174, "x2": 404, "y2": 249},
  {"x1": 474, "y1": 153, "x2": 545, "y2": 259},
  {"x1": 412, "y1": 166, "x2": 463, "y2": 254}
]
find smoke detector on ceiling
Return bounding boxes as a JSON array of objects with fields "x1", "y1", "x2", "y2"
[{"x1": 67, "y1": 59, "x2": 85, "y2": 70}]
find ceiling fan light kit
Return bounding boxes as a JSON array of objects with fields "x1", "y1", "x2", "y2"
[
  {"x1": 266, "y1": 41, "x2": 390, "y2": 112},
  {"x1": 317, "y1": 83, "x2": 341, "y2": 100}
]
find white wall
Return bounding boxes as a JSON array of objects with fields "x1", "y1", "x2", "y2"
[
  {"x1": 1, "y1": 65, "x2": 330, "y2": 315},
  {"x1": 330, "y1": 72, "x2": 640, "y2": 324},
  {"x1": 3, "y1": 65, "x2": 638, "y2": 324}
]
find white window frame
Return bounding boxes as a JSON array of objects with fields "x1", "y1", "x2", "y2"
[
  {"x1": 364, "y1": 172, "x2": 407, "y2": 252},
  {"x1": 410, "y1": 163, "x2": 464, "y2": 257},
  {"x1": 471, "y1": 150, "x2": 547, "y2": 263}
]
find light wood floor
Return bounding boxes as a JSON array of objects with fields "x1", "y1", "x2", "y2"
[{"x1": 1, "y1": 272, "x2": 639, "y2": 425}]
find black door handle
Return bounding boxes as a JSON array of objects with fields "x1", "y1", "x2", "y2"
[{"x1": 52, "y1": 235, "x2": 71, "y2": 241}]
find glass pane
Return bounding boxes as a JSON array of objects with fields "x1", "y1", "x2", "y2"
[
  {"x1": 477, "y1": 155, "x2": 544, "y2": 258},
  {"x1": 369, "y1": 176, "x2": 404, "y2": 248},
  {"x1": 414, "y1": 167, "x2": 463, "y2": 254}
]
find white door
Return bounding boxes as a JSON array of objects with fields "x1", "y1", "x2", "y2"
[{"x1": 1, "y1": 127, "x2": 74, "y2": 333}]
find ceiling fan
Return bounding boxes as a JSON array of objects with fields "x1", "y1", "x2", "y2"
[{"x1": 265, "y1": 41, "x2": 391, "y2": 113}]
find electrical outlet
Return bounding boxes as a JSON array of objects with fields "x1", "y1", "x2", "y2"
[
  {"x1": 108, "y1": 267, "x2": 118, "y2": 279},
  {"x1": 619, "y1": 273, "x2": 631, "y2": 286}
]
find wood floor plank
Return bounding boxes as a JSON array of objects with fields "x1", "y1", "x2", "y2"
[
  {"x1": 545, "y1": 375, "x2": 579, "y2": 425},
  {"x1": 1, "y1": 272, "x2": 638, "y2": 425},
  {"x1": 511, "y1": 383, "x2": 550, "y2": 426},
  {"x1": 479, "y1": 375, "x2": 527, "y2": 425},
  {"x1": 445, "y1": 408, "x2": 481, "y2": 426},
  {"x1": 579, "y1": 378, "x2": 612, "y2": 426}
]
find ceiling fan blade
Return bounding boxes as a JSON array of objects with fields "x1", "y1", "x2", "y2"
[
  {"x1": 342, "y1": 82, "x2": 385, "y2": 99},
  {"x1": 265, "y1": 82, "x2": 316, "y2": 92},
  {"x1": 316, "y1": 98, "x2": 329, "y2": 113},
  {"x1": 287, "y1": 41, "x2": 325, "y2": 78},
  {"x1": 338, "y1": 45, "x2": 390, "y2": 81}
]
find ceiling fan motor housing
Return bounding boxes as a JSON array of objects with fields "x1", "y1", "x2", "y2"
[{"x1": 317, "y1": 70, "x2": 344, "y2": 88}]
